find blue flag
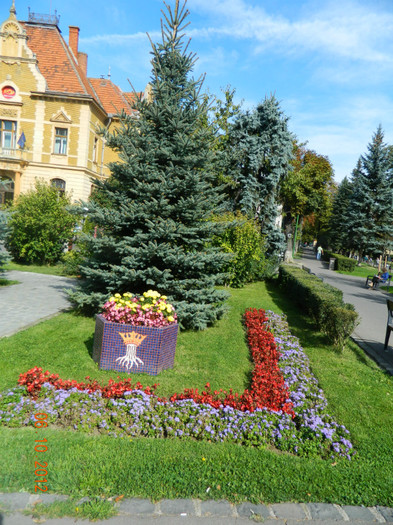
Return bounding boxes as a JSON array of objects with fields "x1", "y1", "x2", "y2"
[{"x1": 17, "y1": 132, "x2": 26, "y2": 149}]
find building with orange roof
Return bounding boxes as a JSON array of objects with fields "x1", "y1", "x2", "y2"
[{"x1": 0, "y1": 1, "x2": 145, "y2": 204}]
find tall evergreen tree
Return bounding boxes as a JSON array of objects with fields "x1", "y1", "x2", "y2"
[
  {"x1": 346, "y1": 126, "x2": 393, "y2": 260},
  {"x1": 70, "y1": 0, "x2": 231, "y2": 330},
  {"x1": 231, "y1": 96, "x2": 293, "y2": 257},
  {"x1": 329, "y1": 176, "x2": 353, "y2": 253}
]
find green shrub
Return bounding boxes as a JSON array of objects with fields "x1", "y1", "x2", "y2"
[
  {"x1": 278, "y1": 264, "x2": 358, "y2": 348},
  {"x1": 0, "y1": 209, "x2": 10, "y2": 273},
  {"x1": 213, "y1": 212, "x2": 266, "y2": 287},
  {"x1": 5, "y1": 180, "x2": 75, "y2": 265},
  {"x1": 323, "y1": 250, "x2": 357, "y2": 272}
]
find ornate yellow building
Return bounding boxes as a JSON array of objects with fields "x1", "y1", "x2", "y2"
[{"x1": 0, "y1": 1, "x2": 141, "y2": 204}]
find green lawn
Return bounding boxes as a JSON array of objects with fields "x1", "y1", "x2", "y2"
[
  {"x1": 337, "y1": 264, "x2": 378, "y2": 278},
  {"x1": 1, "y1": 280, "x2": 392, "y2": 507},
  {"x1": 5, "y1": 260, "x2": 71, "y2": 277}
]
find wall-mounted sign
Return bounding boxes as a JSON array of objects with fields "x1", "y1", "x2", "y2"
[{"x1": 2, "y1": 86, "x2": 16, "y2": 99}]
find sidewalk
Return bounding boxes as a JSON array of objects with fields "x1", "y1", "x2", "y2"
[
  {"x1": 297, "y1": 248, "x2": 393, "y2": 375},
  {"x1": 0, "y1": 270, "x2": 76, "y2": 338},
  {"x1": 1, "y1": 492, "x2": 392, "y2": 525}
]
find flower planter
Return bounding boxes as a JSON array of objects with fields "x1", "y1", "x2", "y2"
[{"x1": 93, "y1": 314, "x2": 178, "y2": 375}]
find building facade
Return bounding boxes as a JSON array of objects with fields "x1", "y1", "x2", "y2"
[{"x1": 0, "y1": 1, "x2": 142, "y2": 205}]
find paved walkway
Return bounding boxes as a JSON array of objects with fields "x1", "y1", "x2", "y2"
[
  {"x1": 0, "y1": 270, "x2": 76, "y2": 338},
  {"x1": 1, "y1": 266, "x2": 392, "y2": 524},
  {"x1": 1, "y1": 492, "x2": 392, "y2": 524},
  {"x1": 298, "y1": 248, "x2": 393, "y2": 375}
]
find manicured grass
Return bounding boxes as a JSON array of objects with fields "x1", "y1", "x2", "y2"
[
  {"x1": 0, "y1": 282, "x2": 280, "y2": 396},
  {"x1": 1, "y1": 281, "x2": 393, "y2": 506},
  {"x1": 0, "y1": 277, "x2": 19, "y2": 286},
  {"x1": 337, "y1": 264, "x2": 378, "y2": 278},
  {"x1": 5, "y1": 260, "x2": 70, "y2": 276}
]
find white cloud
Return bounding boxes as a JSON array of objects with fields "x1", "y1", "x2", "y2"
[{"x1": 188, "y1": 0, "x2": 393, "y2": 64}]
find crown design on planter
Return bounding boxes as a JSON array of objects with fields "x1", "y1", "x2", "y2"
[{"x1": 119, "y1": 331, "x2": 147, "y2": 347}]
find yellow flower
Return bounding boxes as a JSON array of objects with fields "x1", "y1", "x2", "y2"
[
  {"x1": 115, "y1": 293, "x2": 121, "y2": 298},
  {"x1": 109, "y1": 297, "x2": 116, "y2": 302},
  {"x1": 166, "y1": 305, "x2": 172, "y2": 313},
  {"x1": 161, "y1": 295, "x2": 167, "y2": 300},
  {"x1": 168, "y1": 316, "x2": 174, "y2": 322},
  {"x1": 159, "y1": 302, "x2": 166, "y2": 311}
]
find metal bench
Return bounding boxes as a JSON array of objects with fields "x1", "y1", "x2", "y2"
[
  {"x1": 384, "y1": 299, "x2": 393, "y2": 350},
  {"x1": 365, "y1": 274, "x2": 392, "y2": 291}
]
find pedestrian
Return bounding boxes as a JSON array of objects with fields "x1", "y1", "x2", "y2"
[{"x1": 316, "y1": 245, "x2": 323, "y2": 260}]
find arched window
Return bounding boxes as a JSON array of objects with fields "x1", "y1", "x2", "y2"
[
  {"x1": 0, "y1": 177, "x2": 14, "y2": 205},
  {"x1": 51, "y1": 178, "x2": 66, "y2": 195}
]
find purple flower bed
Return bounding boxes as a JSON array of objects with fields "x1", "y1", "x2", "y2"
[{"x1": 0, "y1": 312, "x2": 355, "y2": 460}]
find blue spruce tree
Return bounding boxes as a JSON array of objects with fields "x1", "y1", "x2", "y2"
[
  {"x1": 346, "y1": 126, "x2": 393, "y2": 260},
  {"x1": 70, "y1": 0, "x2": 231, "y2": 330},
  {"x1": 231, "y1": 96, "x2": 293, "y2": 257}
]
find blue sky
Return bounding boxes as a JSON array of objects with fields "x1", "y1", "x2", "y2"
[{"x1": 6, "y1": 0, "x2": 393, "y2": 182}]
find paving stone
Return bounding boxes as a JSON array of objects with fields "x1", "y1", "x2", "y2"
[
  {"x1": 117, "y1": 497, "x2": 155, "y2": 515},
  {"x1": 306, "y1": 502, "x2": 343, "y2": 520},
  {"x1": 271, "y1": 502, "x2": 307, "y2": 520},
  {"x1": 377, "y1": 506, "x2": 393, "y2": 522},
  {"x1": 236, "y1": 502, "x2": 270, "y2": 519},
  {"x1": 200, "y1": 499, "x2": 234, "y2": 517},
  {"x1": 0, "y1": 492, "x2": 30, "y2": 511},
  {"x1": 342, "y1": 505, "x2": 377, "y2": 521},
  {"x1": 159, "y1": 498, "x2": 196, "y2": 516},
  {"x1": 28, "y1": 493, "x2": 69, "y2": 506}
]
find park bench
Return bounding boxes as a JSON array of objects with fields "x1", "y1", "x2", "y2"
[
  {"x1": 365, "y1": 274, "x2": 392, "y2": 291},
  {"x1": 384, "y1": 299, "x2": 393, "y2": 350}
]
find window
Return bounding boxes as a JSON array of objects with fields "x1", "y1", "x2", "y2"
[
  {"x1": 92, "y1": 137, "x2": 98, "y2": 163},
  {"x1": 51, "y1": 178, "x2": 66, "y2": 196},
  {"x1": 54, "y1": 128, "x2": 68, "y2": 155},
  {"x1": 0, "y1": 120, "x2": 17, "y2": 150},
  {"x1": 0, "y1": 177, "x2": 14, "y2": 205}
]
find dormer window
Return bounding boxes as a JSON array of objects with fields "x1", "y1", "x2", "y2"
[{"x1": 54, "y1": 127, "x2": 68, "y2": 155}]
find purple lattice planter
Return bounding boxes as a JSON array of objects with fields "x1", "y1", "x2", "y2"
[{"x1": 93, "y1": 314, "x2": 178, "y2": 375}]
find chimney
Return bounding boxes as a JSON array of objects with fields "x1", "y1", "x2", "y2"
[
  {"x1": 68, "y1": 26, "x2": 79, "y2": 57},
  {"x1": 78, "y1": 52, "x2": 88, "y2": 75}
]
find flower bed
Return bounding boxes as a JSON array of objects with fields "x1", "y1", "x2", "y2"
[{"x1": 0, "y1": 309, "x2": 355, "y2": 460}]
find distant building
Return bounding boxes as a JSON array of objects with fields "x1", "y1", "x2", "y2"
[{"x1": 0, "y1": 1, "x2": 144, "y2": 204}]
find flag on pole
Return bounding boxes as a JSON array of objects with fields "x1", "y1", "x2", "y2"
[{"x1": 17, "y1": 132, "x2": 26, "y2": 149}]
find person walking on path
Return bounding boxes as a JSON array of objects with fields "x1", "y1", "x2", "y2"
[{"x1": 316, "y1": 245, "x2": 323, "y2": 260}]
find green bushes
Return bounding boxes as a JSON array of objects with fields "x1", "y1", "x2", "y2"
[
  {"x1": 5, "y1": 180, "x2": 75, "y2": 265},
  {"x1": 323, "y1": 250, "x2": 357, "y2": 272},
  {"x1": 213, "y1": 212, "x2": 266, "y2": 287},
  {"x1": 278, "y1": 264, "x2": 358, "y2": 348}
]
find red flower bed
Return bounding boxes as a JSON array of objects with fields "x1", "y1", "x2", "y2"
[{"x1": 18, "y1": 308, "x2": 294, "y2": 417}]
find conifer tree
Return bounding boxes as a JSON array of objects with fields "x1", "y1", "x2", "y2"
[
  {"x1": 70, "y1": 0, "x2": 230, "y2": 329},
  {"x1": 231, "y1": 96, "x2": 293, "y2": 257},
  {"x1": 346, "y1": 126, "x2": 393, "y2": 260},
  {"x1": 329, "y1": 176, "x2": 352, "y2": 253}
]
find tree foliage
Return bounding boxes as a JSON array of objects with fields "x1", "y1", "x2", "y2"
[
  {"x1": 213, "y1": 212, "x2": 266, "y2": 287},
  {"x1": 5, "y1": 180, "x2": 75, "y2": 265},
  {"x1": 280, "y1": 141, "x2": 335, "y2": 254},
  {"x1": 230, "y1": 96, "x2": 293, "y2": 257},
  {"x1": 343, "y1": 126, "x2": 393, "y2": 259},
  {"x1": 70, "y1": 0, "x2": 231, "y2": 330}
]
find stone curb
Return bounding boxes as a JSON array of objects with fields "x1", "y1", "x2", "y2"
[{"x1": 0, "y1": 493, "x2": 392, "y2": 522}]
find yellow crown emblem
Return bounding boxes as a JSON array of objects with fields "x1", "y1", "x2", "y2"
[{"x1": 119, "y1": 331, "x2": 147, "y2": 347}]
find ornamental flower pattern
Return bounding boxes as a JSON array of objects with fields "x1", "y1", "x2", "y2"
[
  {"x1": 5, "y1": 309, "x2": 355, "y2": 460},
  {"x1": 101, "y1": 290, "x2": 177, "y2": 328}
]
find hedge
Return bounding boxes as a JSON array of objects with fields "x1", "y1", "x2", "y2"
[
  {"x1": 323, "y1": 250, "x2": 357, "y2": 272},
  {"x1": 278, "y1": 265, "x2": 358, "y2": 349}
]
